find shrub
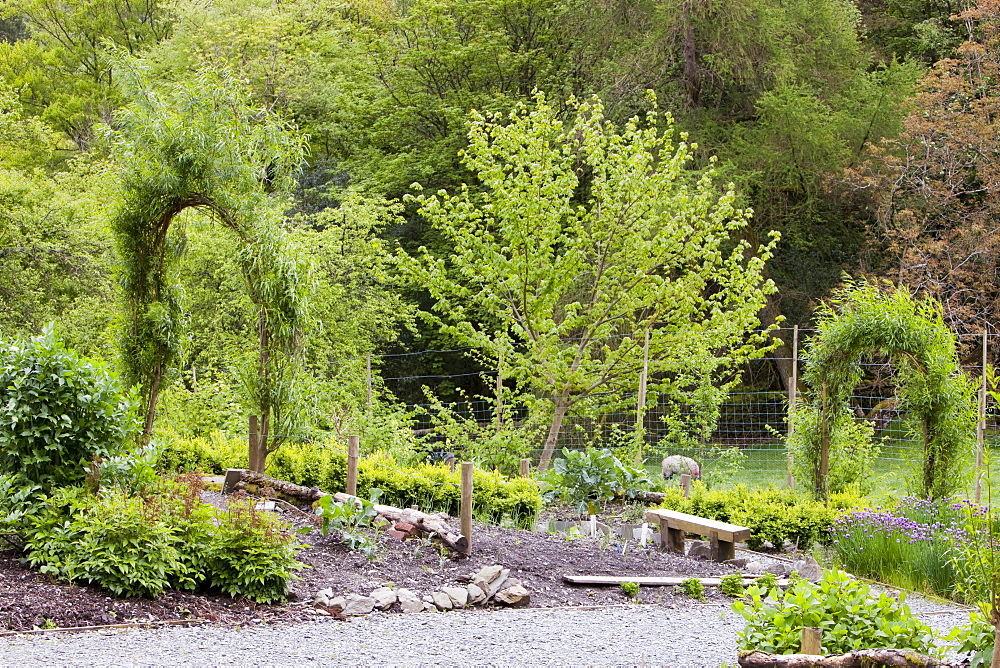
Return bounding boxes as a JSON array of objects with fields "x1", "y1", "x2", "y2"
[
  {"x1": 621, "y1": 581, "x2": 640, "y2": 599},
  {"x1": 733, "y1": 570, "x2": 938, "y2": 655},
  {"x1": 0, "y1": 328, "x2": 137, "y2": 489},
  {"x1": 719, "y1": 573, "x2": 745, "y2": 597},
  {"x1": 22, "y1": 480, "x2": 302, "y2": 602},
  {"x1": 205, "y1": 498, "x2": 303, "y2": 603},
  {"x1": 155, "y1": 431, "x2": 246, "y2": 474},
  {"x1": 658, "y1": 484, "x2": 838, "y2": 551},
  {"x1": 680, "y1": 577, "x2": 706, "y2": 602},
  {"x1": 787, "y1": 406, "x2": 881, "y2": 496},
  {"x1": 540, "y1": 447, "x2": 651, "y2": 513}
]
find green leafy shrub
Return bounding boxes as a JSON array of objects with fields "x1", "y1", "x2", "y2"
[
  {"x1": 787, "y1": 406, "x2": 881, "y2": 496},
  {"x1": 945, "y1": 612, "x2": 994, "y2": 667},
  {"x1": 540, "y1": 447, "x2": 651, "y2": 512},
  {"x1": 680, "y1": 577, "x2": 706, "y2": 601},
  {"x1": 314, "y1": 488, "x2": 382, "y2": 558},
  {"x1": 733, "y1": 570, "x2": 938, "y2": 655},
  {"x1": 66, "y1": 490, "x2": 183, "y2": 597},
  {"x1": 657, "y1": 484, "x2": 839, "y2": 551},
  {"x1": 155, "y1": 431, "x2": 247, "y2": 474},
  {"x1": 621, "y1": 581, "x2": 640, "y2": 599},
  {"x1": 0, "y1": 329, "x2": 137, "y2": 489},
  {"x1": 87, "y1": 442, "x2": 162, "y2": 496},
  {"x1": 720, "y1": 573, "x2": 745, "y2": 597},
  {"x1": 206, "y1": 498, "x2": 303, "y2": 603},
  {"x1": 22, "y1": 480, "x2": 302, "y2": 602}
]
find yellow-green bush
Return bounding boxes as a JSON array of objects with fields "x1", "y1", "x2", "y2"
[
  {"x1": 657, "y1": 483, "x2": 840, "y2": 550},
  {"x1": 155, "y1": 431, "x2": 246, "y2": 474},
  {"x1": 162, "y1": 436, "x2": 543, "y2": 528}
]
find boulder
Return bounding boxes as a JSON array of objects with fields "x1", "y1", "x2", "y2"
[
  {"x1": 686, "y1": 540, "x2": 713, "y2": 561},
  {"x1": 467, "y1": 582, "x2": 488, "y2": 605},
  {"x1": 495, "y1": 585, "x2": 530, "y2": 607},
  {"x1": 369, "y1": 587, "x2": 397, "y2": 610},
  {"x1": 441, "y1": 586, "x2": 468, "y2": 608},
  {"x1": 792, "y1": 555, "x2": 823, "y2": 582},
  {"x1": 314, "y1": 587, "x2": 334, "y2": 607},
  {"x1": 396, "y1": 588, "x2": 423, "y2": 613},
  {"x1": 746, "y1": 560, "x2": 789, "y2": 577},
  {"x1": 431, "y1": 591, "x2": 454, "y2": 610},
  {"x1": 342, "y1": 594, "x2": 376, "y2": 616},
  {"x1": 328, "y1": 596, "x2": 346, "y2": 613}
]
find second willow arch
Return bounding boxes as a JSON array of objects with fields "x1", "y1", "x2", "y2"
[
  {"x1": 110, "y1": 59, "x2": 310, "y2": 471},
  {"x1": 796, "y1": 281, "x2": 977, "y2": 500}
]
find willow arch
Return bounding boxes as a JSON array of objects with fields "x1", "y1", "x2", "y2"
[
  {"x1": 800, "y1": 281, "x2": 977, "y2": 500},
  {"x1": 110, "y1": 60, "x2": 309, "y2": 471}
]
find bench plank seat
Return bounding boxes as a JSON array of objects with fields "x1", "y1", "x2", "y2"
[{"x1": 644, "y1": 509, "x2": 751, "y2": 562}]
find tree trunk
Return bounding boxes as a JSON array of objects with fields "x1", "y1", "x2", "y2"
[
  {"x1": 537, "y1": 392, "x2": 571, "y2": 472},
  {"x1": 738, "y1": 649, "x2": 956, "y2": 667},
  {"x1": 681, "y1": 0, "x2": 701, "y2": 106},
  {"x1": 140, "y1": 362, "x2": 163, "y2": 446},
  {"x1": 992, "y1": 623, "x2": 1000, "y2": 668},
  {"x1": 817, "y1": 386, "x2": 830, "y2": 501}
]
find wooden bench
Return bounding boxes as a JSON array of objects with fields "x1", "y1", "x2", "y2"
[{"x1": 644, "y1": 509, "x2": 751, "y2": 562}]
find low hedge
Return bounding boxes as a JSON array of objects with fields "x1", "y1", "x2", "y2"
[
  {"x1": 161, "y1": 436, "x2": 543, "y2": 528},
  {"x1": 656, "y1": 483, "x2": 858, "y2": 550}
]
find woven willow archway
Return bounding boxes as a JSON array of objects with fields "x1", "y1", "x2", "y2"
[
  {"x1": 801, "y1": 281, "x2": 977, "y2": 500},
  {"x1": 110, "y1": 61, "x2": 308, "y2": 470}
]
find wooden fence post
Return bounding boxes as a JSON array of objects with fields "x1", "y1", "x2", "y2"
[
  {"x1": 461, "y1": 462, "x2": 474, "y2": 554},
  {"x1": 366, "y1": 353, "x2": 373, "y2": 414},
  {"x1": 679, "y1": 473, "x2": 692, "y2": 498},
  {"x1": 634, "y1": 328, "x2": 650, "y2": 465},
  {"x1": 977, "y1": 330, "x2": 988, "y2": 504},
  {"x1": 520, "y1": 458, "x2": 530, "y2": 478},
  {"x1": 248, "y1": 415, "x2": 260, "y2": 472},
  {"x1": 347, "y1": 435, "x2": 360, "y2": 497},
  {"x1": 787, "y1": 325, "x2": 799, "y2": 491},
  {"x1": 801, "y1": 627, "x2": 822, "y2": 654}
]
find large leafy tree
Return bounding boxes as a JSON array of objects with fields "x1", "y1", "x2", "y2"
[
  {"x1": 402, "y1": 94, "x2": 779, "y2": 470},
  {"x1": 850, "y1": 0, "x2": 1000, "y2": 346}
]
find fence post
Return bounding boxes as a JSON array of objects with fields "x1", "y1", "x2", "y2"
[
  {"x1": 461, "y1": 462, "x2": 474, "y2": 554},
  {"x1": 977, "y1": 330, "x2": 988, "y2": 504},
  {"x1": 248, "y1": 414, "x2": 259, "y2": 472},
  {"x1": 520, "y1": 458, "x2": 530, "y2": 478},
  {"x1": 634, "y1": 328, "x2": 650, "y2": 465},
  {"x1": 679, "y1": 473, "x2": 692, "y2": 498},
  {"x1": 347, "y1": 435, "x2": 360, "y2": 497},
  {"x1": 801, "y1": 627, "x2": 822, "y2": 654},
  {"x1": 787, "y1": 325, "x2": 799, "y2": 491}
]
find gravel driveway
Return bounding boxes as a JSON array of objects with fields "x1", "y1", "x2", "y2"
[{"x1": 0, "y1": 596, "x2": 972, "y2": 667}]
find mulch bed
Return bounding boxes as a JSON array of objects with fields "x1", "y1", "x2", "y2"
[{"x1": 0, "y1": 501, "x2": 738, "y2": 632}]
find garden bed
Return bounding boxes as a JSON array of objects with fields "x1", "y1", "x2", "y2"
[{"x1": 0, "y1": 499, "x2": 739, "y2": 632}]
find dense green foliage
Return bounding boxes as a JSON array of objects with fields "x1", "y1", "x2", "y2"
[
  {"x1": 733, "y1": 570, "x2": 938, "y2": 655},
  {"x1": 20, "y1": 480, "x2": 302, "y2": 602},
  {"x1": 656, "y1": 483, "x2": 845, "y2": 550},
  {"x1": 539, "y1": 447, "x2": 652, "y2": 512},
  {"x1": 0, "y1": 328, "x2": 136, "y2": 490},
  {"x1": 801, "y1": 281, "x2": 978, "y2": 499}
]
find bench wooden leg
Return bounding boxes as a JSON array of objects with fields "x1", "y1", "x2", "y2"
[
  {"x1": 660, "y1": 522, "x2": 685, "y2": 554},
  {"x1": 710, "y1": 532, "x2": 735, "y2": 562}
]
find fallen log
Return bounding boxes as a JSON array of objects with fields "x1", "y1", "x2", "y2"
[
  {"x1": 333, "y1": 493, "x2": 469, "y2": 553},
  {"x1": 237, "y1": 470, "x2": 326, "y2": 505},
  {"x1": 737, "y1": 649, "x2": 957, "y2": 668}
]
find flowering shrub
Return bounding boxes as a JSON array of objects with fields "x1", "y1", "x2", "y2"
[{"x1": 830, "y1": 497, "x2": 979, "y2": 598}]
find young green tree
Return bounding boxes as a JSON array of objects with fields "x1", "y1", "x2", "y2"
[{"x1": 402, "y1": 93, "x2": 779, "y2": 470}]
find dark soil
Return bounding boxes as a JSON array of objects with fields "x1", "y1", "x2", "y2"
[{"x1": 0, "y1": 498, "x2": 739, "y2": 633}]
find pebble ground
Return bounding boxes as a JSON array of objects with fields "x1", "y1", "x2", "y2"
[{"x1": 0, "y1": 595, "x2": 972, "y2": 667}]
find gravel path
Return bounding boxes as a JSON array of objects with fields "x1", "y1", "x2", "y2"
[{"x1": 0, "y1": 596, "x2": 973, "y2": 667}]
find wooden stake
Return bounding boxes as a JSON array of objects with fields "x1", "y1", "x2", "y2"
[
  {"x1": 801, "y1": 627, "x2": 822, "y2": 654},
  {"x1": 461, "y1": 462, "x2": 474, "y2": 554},
  {"x1": 347, "y1": 435, "x2": 360, "y2": 497},
  {"x1": 977, "y1": 330, "x2": 988, "y2": 504},
  {"x1": 787, "y1": 325, "x2": 799, "y2": 491},
  {"x1": 679, "y1": 473, "x2": 692, "y2": 498},
  {"x1": 520, "y1": 458, "x2": 530, "y2": 478},
  {"x1": 635, "y1": 328, "x2": 650, "y2": 465}
]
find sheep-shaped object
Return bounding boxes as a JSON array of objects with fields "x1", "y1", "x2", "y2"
[{"x1": 661, "y1": 455, "x2": 701, "y2": 481}]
